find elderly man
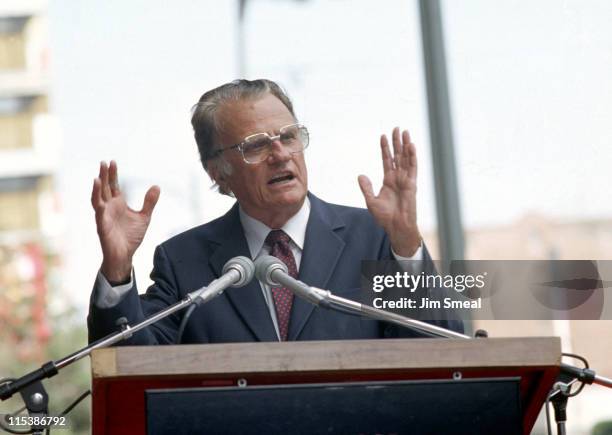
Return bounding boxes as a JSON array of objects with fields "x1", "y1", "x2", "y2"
[{"x1": 87, "y1": 79, "x2": 462, "y2": 344}]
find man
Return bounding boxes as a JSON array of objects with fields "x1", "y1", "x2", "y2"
[{"x1": 87, "y1": 79, "x2": 462, "y2": 344}]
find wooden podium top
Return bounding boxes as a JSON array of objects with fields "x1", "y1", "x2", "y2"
[{"x1": 92, "y1": 337, "x2": 560, "y2": 378}]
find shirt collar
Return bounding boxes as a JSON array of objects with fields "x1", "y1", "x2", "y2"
[{"x1": 239, "y1": 197, "x2": 311, "y2": 258}]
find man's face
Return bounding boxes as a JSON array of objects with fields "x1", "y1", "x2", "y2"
[{"x1": 214, "y1": 93, "x2": 308, "y2": 223}]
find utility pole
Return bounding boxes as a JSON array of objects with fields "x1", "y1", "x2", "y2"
[{"x1": 418, "y1": 0, "x2": 465, "y2": 267}]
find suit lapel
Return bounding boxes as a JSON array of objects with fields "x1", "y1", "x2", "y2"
[
  {"x1": 288, "y1": 194, "x2": 346, "y2": 340},
  {"x1": 208, "y1": 204, "x2": 278, "y2": 342}
]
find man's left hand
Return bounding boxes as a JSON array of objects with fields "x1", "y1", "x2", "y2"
[{"x1": 358, "y1": 127, "x2": 421, "y2": 257}]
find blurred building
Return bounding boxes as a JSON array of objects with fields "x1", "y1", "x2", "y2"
[{"x1": 0, "y1": 0, "x2": 61, "y2": 363}]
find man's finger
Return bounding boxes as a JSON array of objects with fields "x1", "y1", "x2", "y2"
[
  {"x1": 392, "y1": 127, "x2": 402, "y2": 169},
  {"x1": 396, "y1": 128, "x2": 408, "y2": 171},
  {"x1": 109, "y1": 160, "x2": 120, "y2": 197},
  {"x1": 380, "y1": 135, "x2": 393, "y2": 173},
  {"x1": 402, "y1": 130, "x2": 417, "y2": 179},
  {"x1": 357, "y1": 175, "x2": 375, "y2": 204},
  {"x1": 141, "y1": 185, "x2": 161, "y2": 217},
  {"x1": 91, "y1": 178, "x2": 104, "y2": 210},
  {"x1": 100, "y1": 161, "x2": 111, "y2": 201},
  {"x1": 402, "y1": 129, "x2": 412, "y2": 144}
]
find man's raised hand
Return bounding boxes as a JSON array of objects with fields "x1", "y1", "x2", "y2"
[
  {"x1": 357, "y1": 127, "x2": 421, "y2": 257},
  {"x1": 91, "y1": 160, "x2": 160, "y2": 284}
]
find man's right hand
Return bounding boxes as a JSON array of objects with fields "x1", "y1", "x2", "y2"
[{"x1": 91, "y1": 160, "x2": 160, "y2": 284}]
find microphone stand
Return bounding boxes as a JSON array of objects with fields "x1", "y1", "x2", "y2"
[
  {"x1": 266, "y1": 267, "x2": 470, "y2": 339},
  {"x1": 309, "y1": 285, "x2": 469, "y2": 339},
  {"x1": 546, "y1": 366, "x2": 612, "y2": 435},
  {"x1": 0, "y1": 281, "x2": 220, "y2": 431},
  {"x1": 560, "y1": 363, "x2": 612, "y2": 389}
]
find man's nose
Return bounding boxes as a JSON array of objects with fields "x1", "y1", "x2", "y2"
[{"x1": 268, "y1": 139, "x2": 291, "y2": 163}]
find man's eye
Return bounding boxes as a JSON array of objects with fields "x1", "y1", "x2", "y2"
[
  {"x1": 245, "y1": 140, "x2": 269, "y2": 152},
  {"x1": 280, "y1": 132, "x2": 297, "y2": 142}
]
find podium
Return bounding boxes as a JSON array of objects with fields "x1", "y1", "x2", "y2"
[{"x1": 91, "y1": 337, "x2": 560, "y2": 434}]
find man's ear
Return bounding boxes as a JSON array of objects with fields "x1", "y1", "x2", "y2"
[
  {"x1": 208, "y1": 162, "x2": 230, "y2": 193},
  {"x1": 208, "y1": 165, "x2": 220, "y2": 182}
]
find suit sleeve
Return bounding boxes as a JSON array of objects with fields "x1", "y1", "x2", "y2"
[
  {"x1": 87, "y1": 244, "x2": 183, "y2": 345},
  {"x1": 378, "y1": 241, "x2": 466, "y2": 337}
]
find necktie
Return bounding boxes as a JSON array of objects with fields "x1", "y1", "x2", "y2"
[{"x1": 264, "y1": 230, "x2": 297, "y2": 341}]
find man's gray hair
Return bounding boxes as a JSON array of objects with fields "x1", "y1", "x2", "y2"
[{"x1": 191, "y1": 79, "x2": 296, "y2": 195}]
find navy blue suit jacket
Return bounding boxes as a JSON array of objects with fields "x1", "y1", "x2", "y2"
[{"x1": 88, "y1": 193, "x2": 463, "y2": 344}]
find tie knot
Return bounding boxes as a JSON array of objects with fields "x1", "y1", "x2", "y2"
[{"x1": 265, "y1": 229, "x2": 291, "y2": 247}]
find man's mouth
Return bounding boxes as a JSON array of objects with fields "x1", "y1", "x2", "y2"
[{"x1": 268, "y1": 172, "x2": 295, "y2": 185}]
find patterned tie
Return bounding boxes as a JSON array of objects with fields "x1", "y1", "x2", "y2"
[{"x1": 264, "y1": 230, "x2": 297, "y2": 341}]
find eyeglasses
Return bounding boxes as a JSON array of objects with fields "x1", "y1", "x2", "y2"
[{"x1": 209, "y1": 123, "x2": 309, "y2": 164}]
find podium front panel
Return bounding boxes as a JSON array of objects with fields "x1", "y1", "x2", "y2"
[{"x1": 145, "y1": 378, "x2": 522, "y2": 435}]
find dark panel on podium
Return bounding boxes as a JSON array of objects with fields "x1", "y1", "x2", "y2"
[{"x1": 145, "y1": 378, "x2": 522, "y2": 435}]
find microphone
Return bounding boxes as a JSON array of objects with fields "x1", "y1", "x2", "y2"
[
  {"x1": 254, "y1": 255, "x2": 469, "y2": 339},
  {"x1": 254, "y1": 255, "x2": 327, "y2": 306},
  {"x1": 188, "y1": 256, "x2": 255, "y2": 305},
  {"x1": 177, "y1": 256, "x2": 254, "y2": 344}
]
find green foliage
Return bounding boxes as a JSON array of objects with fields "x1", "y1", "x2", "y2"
[{"x1": 593, "y1": 420, "x2": 612, "y2": 435}]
